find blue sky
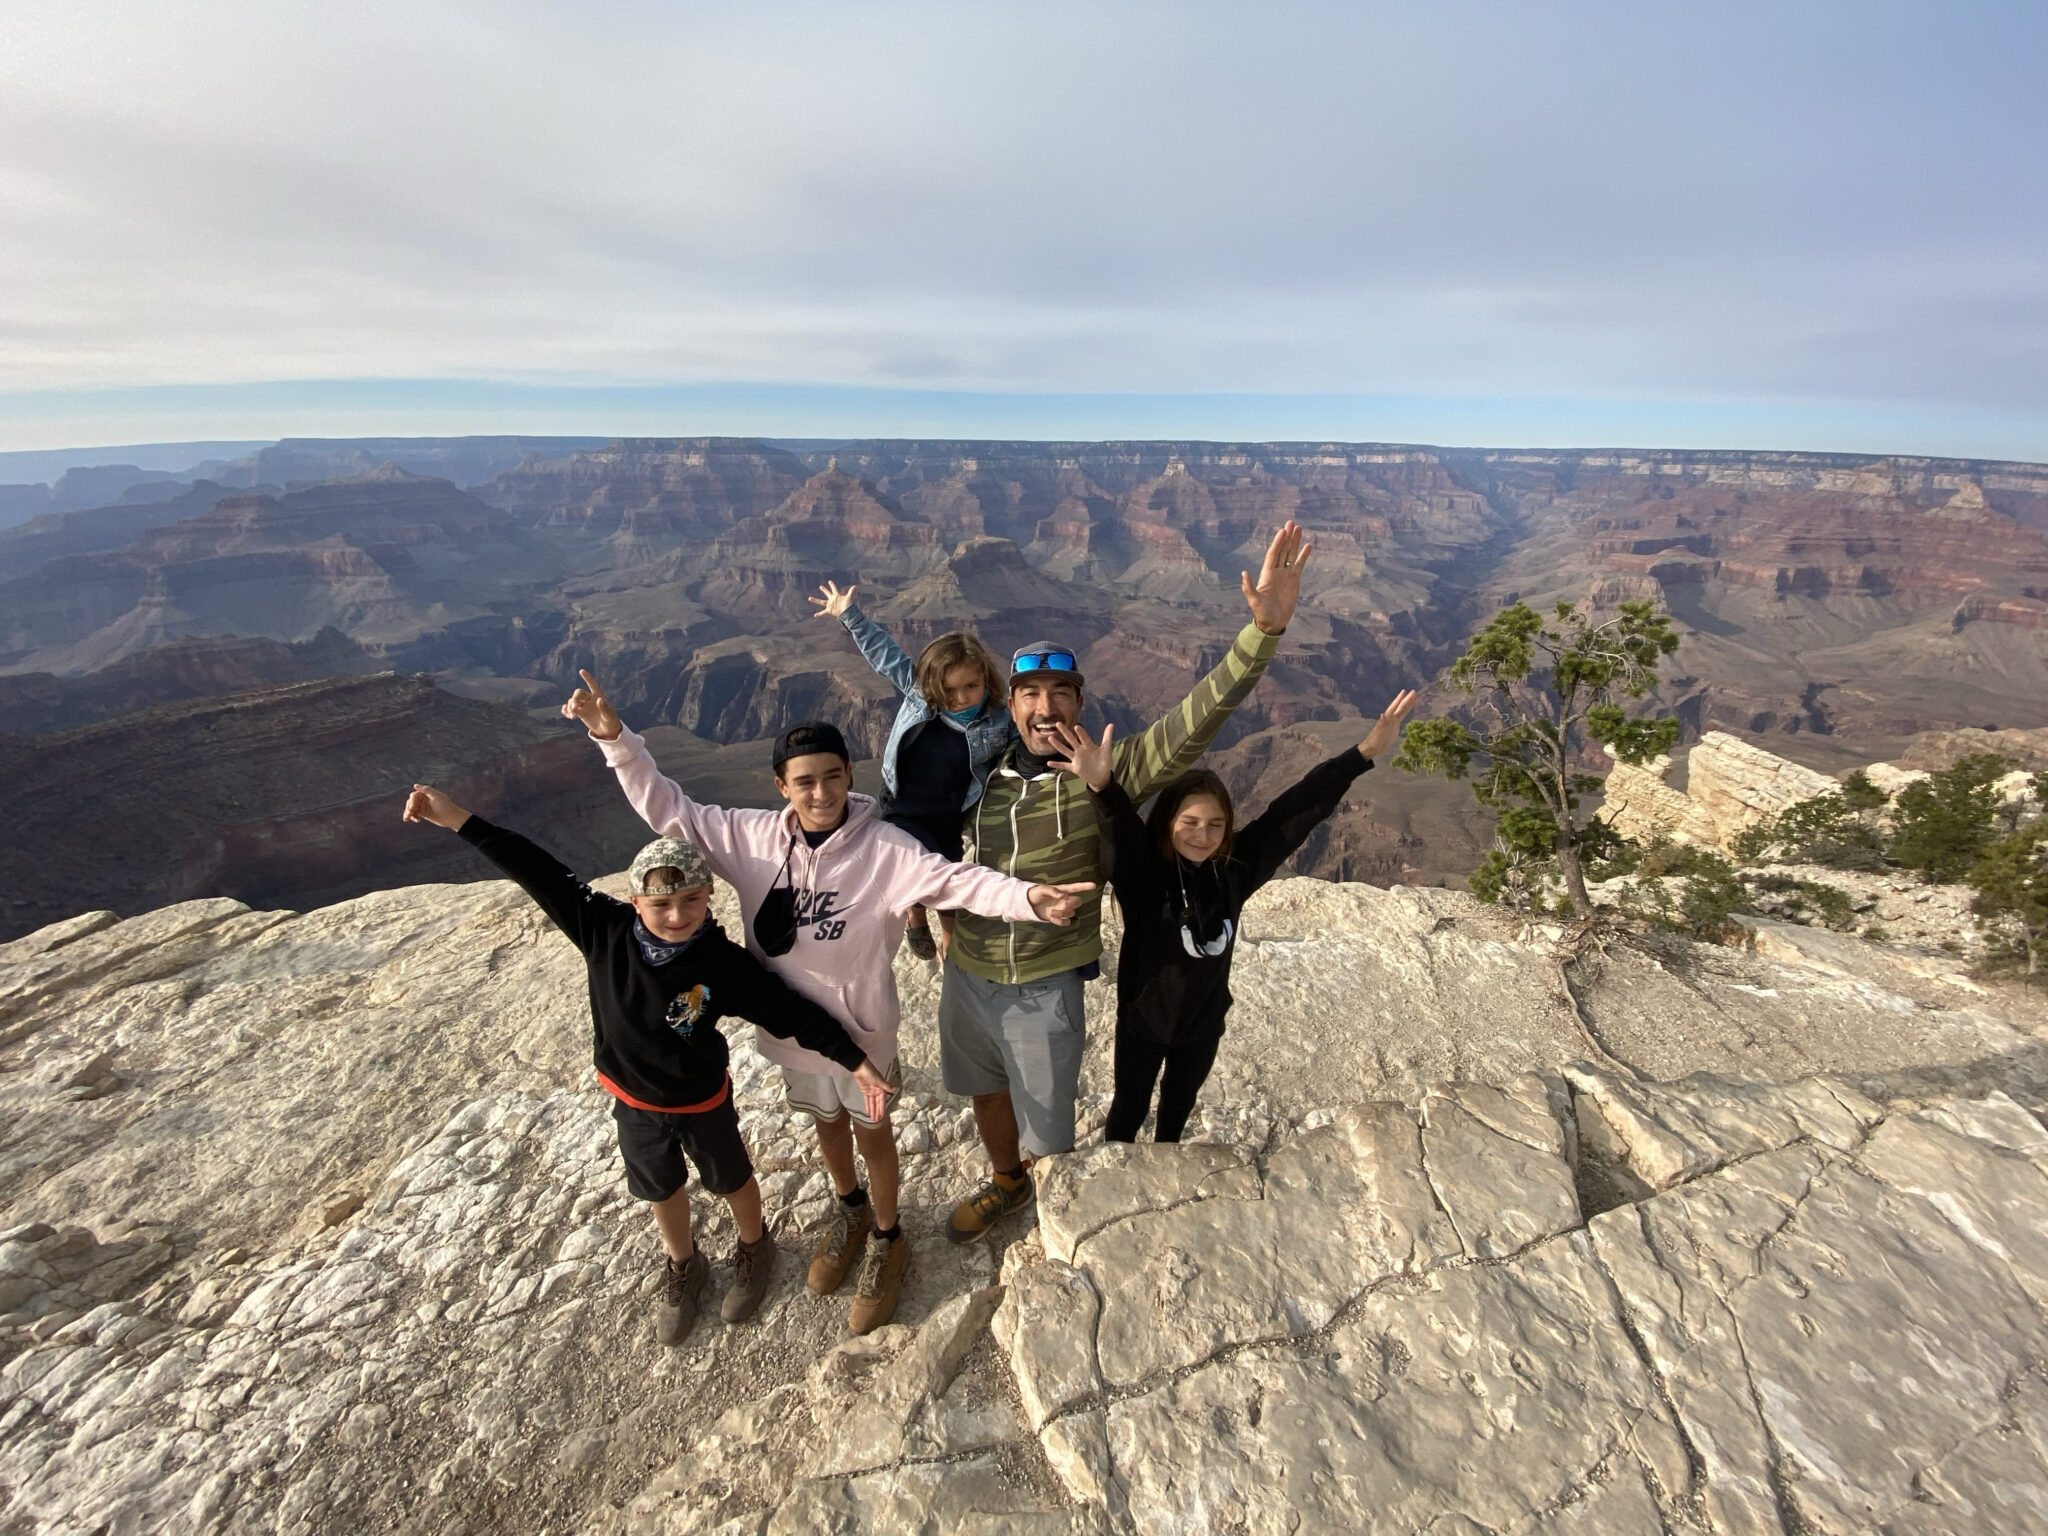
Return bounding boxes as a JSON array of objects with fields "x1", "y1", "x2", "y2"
[{"x1": 3, "y1": 2, "x2": 2042, "y2": 459}]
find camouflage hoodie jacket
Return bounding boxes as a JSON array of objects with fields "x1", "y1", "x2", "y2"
[{"x1": 950, "y1": 622, "x2": 1280, "y2": 985}]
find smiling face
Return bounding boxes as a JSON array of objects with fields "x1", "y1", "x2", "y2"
[
  {"x1": 941, "y1": 661, "x2": 987, "y2": 715},
  {"x1": 1009, "y1": 675, "x2": 1082, "y2": 758},
  {"x1": 631, "y1": 882, "x2": 712, "y2": 943},
  {"x1": 775, "y1": 751, "x2": 852, "y2": 832},
  {"x1": 1169, "y1": 794, "x2": 1231, "y2": 863}
]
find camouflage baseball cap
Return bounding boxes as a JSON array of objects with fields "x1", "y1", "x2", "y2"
[{"x1": 627, "y1": 837, "x2": 713, "y2": 895}]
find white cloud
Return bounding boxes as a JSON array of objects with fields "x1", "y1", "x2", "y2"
[{"x1": 0, "y1": 0, "x2": 2041, "y2": 423}]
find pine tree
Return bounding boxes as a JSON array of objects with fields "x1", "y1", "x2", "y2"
[{"x1": 1396, "y1": 599, "x2": 1680, "y2": 916}]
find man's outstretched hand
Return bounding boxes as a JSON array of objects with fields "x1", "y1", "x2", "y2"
[
  {"x1": 403, "y1": 784, "x2": 471, "y2": 832},
  {"x1": 1027, "y1": 882, "x2": 1097, "y2": 925},
  {"x1": 1359, "y1": 689, "x2": 1421, "y2": 761},
  {"x1": 561, "y1": 669, "x2": 623, "y2": 741},
  {"x1": 1243, "y1": 520, "x2": 1314, "y2": 636},
  {"x1": 852, "y1": 1058, "x2": 896, "y2": 1123},
  {"x1": 809, "y1": 580, "x2": 858, "y2": 619},
  {"x1": 1047, "y1": 720, "x2": 1115, "y2": 792}
]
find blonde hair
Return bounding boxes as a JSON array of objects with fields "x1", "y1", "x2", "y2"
[{"x1": 914, "y1": 632, "x2": 1006, "y2": 712}]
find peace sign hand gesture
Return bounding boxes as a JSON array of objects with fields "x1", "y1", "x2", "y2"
[
  {"x1": 809, "y1": 580, "x2": 857, "y2": 619},
  {"x1": 560, "y1": 669, "x2": 623, "y2": 742},
  {"x1": 1047, "y1": 720, "x2": 1115, "y2": 792}
]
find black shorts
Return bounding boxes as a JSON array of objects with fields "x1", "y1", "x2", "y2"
[
  {"x1": 611, "y1": 1093, "x2": 754, "y2": 1201},
  {"x1": 883, "y1": 808, "x2": 965, "y2": 863}
]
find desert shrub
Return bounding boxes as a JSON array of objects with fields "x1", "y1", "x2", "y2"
[
  {"x1": 1970, "y1": 821, "x2": 2048, "y2": 978},
  {"x1": 1618, "y1": 847, "x2": 1752, "y2": 941},
  {"x1": 1748, "y1": 873, "x2": 1858, "y2": 931},
  {"x1": 1468, "y1": 807, "x2": 1558, "y2": 909},
  {"x1": 1889, "y1": 753, "x2": 2011, "y2": 883},
  {"x1": 1839, "y1": 769, "x2": 1889, "y2": 812},
  {"x1": 1730, "y1": 791, "x2": 1887, "y2": 871}
]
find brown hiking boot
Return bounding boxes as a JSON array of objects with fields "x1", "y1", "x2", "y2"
[
  {"x1": 808, "y1": 1198, "x2": 872, "y2": 1295},
  {"x1": 721, "y1": 1231, "x2": 776, "y2": 1323},
  {"x1": 946, "y1": 1167, "x2": 1034, "y2": 1245},
  {"x1": 656, "y1": 1251, "x2": 709, "y2": 1346},
  {"x1": 848, "y1": 1233, "x2": 910, "y2": 1335}
]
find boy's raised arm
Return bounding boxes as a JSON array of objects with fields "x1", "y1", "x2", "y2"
[
  {"x1": 563, "y1": 670, "x2": 750, "y2": 863},
  {"x1": 403, "y1": 784, "x2": 612, "y2": 953}
]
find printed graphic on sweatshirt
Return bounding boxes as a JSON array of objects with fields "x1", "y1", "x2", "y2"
[
  {"x1": 666, "y1": 984, "x2": 711, "y2": 1033},
  {"x1": 793, "y1": 888, "x2": 854, "y2": 943}
]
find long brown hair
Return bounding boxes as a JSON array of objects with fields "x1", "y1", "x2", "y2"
[
  {"x1": 914, "y1": 632, "x2": 1007, "y2": 713},
  {"x1": 1146, "y1": 769, "x2": 1236, "y2": 862}
]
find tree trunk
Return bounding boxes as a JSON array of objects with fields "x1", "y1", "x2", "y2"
[{"x1": 1556, "y1": 819, "x2": 1592, "y2": 917}]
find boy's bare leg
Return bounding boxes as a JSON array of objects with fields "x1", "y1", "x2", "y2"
[
  {"x1": 815, "y1": 1115, "x2": 902, "y2": 1230},
  {"x1": 971, "y1": 1090, "x2": 1024, "y2": 1174},
  {"x1": 851, "y1": 1119, "x2": 900, "y2": 1231},
  {"x1": 723, "y1": 1177, "x2": 765, "y2": 1244},
  {"x1": 651, "y1": 1186, "x2": 696, "y2": 1261},
  {"x1": 816, "y1": 1114, "x2": 861, "y2": 1199}
]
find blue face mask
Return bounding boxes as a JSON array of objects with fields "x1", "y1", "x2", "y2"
[{"x1": 943, "y1": 699, "x2": 984, "y2": 724}]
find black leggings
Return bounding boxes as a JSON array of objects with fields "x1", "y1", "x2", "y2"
[{"x1": 1103, "y1": 1030, "x2": 1222, "y2": 1144}]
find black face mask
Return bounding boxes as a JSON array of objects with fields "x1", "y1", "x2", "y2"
[{"x1": 753, "y1": 840, "x2": 800, "y2": 956}]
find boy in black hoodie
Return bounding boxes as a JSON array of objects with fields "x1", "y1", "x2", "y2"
[{"x1": 403, "y1": 784, "x2": 891, "y2": 1345}]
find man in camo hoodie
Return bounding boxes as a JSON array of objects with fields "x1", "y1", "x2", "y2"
[{"x1": 941, "y1": 521, "x2": 1314, "y2": 1243}]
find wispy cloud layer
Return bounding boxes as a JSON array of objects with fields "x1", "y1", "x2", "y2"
[{"x1": 2, "y1": 1, "x2": 2042, "y2": 452}]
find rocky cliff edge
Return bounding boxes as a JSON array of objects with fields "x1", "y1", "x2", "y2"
[{"x1": 2, "y1": 873, "x2": 2047, "y2": 1534}]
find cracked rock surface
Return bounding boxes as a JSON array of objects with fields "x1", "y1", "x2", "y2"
[{"x1": 2, "y1": 874, "x2": 2047, "y2": 1533}]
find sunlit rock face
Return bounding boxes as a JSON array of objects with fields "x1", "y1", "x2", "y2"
[{"x1": 3, "y1": 865, "x2": 2047, "y2": 1533}]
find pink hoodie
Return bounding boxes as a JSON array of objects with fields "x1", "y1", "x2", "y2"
[{"x1": 597, "y1": 727, "x2": 1040, "y2": 1077}]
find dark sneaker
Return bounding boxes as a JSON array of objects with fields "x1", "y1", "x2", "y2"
[
  {"x1": 946, "y1": 1169, "x2": 1034, "y2": 1245},
  {"x1": 847, "y1": 1233, "x2": 910, "y2": 1334},
  {"x1": 904, "y1": 918, "x2": 938, "y2": 961},
  {"x1": 808, "y1": 1199, "x2": 872, "y2": 1295},
  {"x1": 657, "y1": 1252, "x2": 709, "y2": 1346},
  {"x1": 721, "y1": 1231, "x2": 776, "y2": 1323}
]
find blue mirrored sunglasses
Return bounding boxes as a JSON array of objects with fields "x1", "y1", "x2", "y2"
[{"x1": 1011, "y1": 650, "x2": 1078, "y2": 674}]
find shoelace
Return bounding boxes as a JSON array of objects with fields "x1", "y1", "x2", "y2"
[
  {"x1": 971, "y1": 1182, "x2": 1011, "y2": 1221},
  {"x1": 734, "y1": 1242, "x2": 759, "y2": 1284},
  {"x1": 823, "y1": 1208, "x2": 857, "y2": 1259},
  {"x1": 856, "y1": 1242, "x2": 889, "y2": 1297}
]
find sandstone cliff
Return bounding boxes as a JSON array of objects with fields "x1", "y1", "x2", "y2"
[{"x1": 2, "y1": 870, "x2": 2045, "y2": 1533}]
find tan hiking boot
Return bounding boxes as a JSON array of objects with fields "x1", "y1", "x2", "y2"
[
  {"x1": 721, "y1": 1231, "x2": 776, "y2": 1323},
  {"x1": 656, "y1": 1251, "x2": 709, "y2": 1346},
  {"x1": 848, "y1": 1234, "x2": 910, "y2": 1334},
  {"x1": 946, "y1": 1167, "x2": 1034, "y2": 1245},
  {"x1": 807, "y1": 1199, "x2": 872, "y2": 1295}
]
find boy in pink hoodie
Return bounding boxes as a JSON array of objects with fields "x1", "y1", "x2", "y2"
[{"x1": 563, "y1": 673, "x2": 1090, "y2": 1332}]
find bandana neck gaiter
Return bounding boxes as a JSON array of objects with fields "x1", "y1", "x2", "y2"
[{"x1": 633, "y1": 918, "x2": 703, "y2": 968}]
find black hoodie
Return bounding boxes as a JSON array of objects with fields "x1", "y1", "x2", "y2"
[
  {"x1": 458, "y1": 816, "x2": 866, "y2": 1110},
  {"x1": 1092, "y1": 747, "x2": 1370, "y2": 1047}
]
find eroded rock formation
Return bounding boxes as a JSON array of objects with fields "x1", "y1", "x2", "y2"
[{"x1": 2, "y1": 866, "x2": 2045, "y2": 1533}]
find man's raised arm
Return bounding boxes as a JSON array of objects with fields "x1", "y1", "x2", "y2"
[{"x1": 1112, "y1": 520, "x2": 1314, "y2": 803}]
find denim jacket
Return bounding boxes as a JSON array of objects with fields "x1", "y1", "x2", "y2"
[{"x1": 840, "y1": 602, "x2": 1016, "y2": 810}]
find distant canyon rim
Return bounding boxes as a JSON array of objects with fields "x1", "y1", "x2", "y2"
[{"x1": 2, "y1": 435, "x2": 2046, "y2": 937}]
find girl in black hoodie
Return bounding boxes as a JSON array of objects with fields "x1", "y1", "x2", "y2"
[{"x1": 1048, "y1": 690, "x2": 1417, "y2": 1143}]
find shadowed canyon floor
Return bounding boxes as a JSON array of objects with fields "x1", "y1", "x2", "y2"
[{"x1": 3, "y1": 873, "x2": 2047, "y2": 1533}]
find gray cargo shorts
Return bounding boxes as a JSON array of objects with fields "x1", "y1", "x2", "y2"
[{"x1": 938, "y1": 960, "x2": 1086, "y2": 1158}]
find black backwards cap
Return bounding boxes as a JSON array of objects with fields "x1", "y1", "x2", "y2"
[{"x1": 771, "y1": 720, "x2": 851, "y2": 771}]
